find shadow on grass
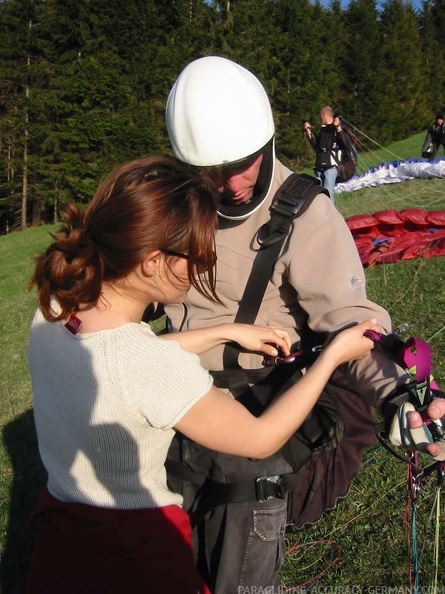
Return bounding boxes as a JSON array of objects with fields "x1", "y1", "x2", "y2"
[{"x1": 1, "y1": 409, "x2": 46, "y2": 594}]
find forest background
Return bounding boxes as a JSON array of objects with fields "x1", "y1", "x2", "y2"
[{"x1": 0, "y1": 0, "x2": 444, "y2": 235}]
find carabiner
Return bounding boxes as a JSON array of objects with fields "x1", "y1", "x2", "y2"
[
  {"x1": 262, "y1": 345, "x2": 323, "y2": 367},
  {"x1": 363, "y1": 329, "x2": 386, "y2": 343},
  {"x1": 263, "y1": 349, "x2": 305, "y2": 367}
]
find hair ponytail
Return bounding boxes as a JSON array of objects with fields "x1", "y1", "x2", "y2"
[{"x1": 30, "y1": 203, "x2": 103, "y2": 321}]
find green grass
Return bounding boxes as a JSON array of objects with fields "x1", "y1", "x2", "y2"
[
  {"x1": 287, "y1": 136, "x2": 445, "y2": 589},
  {"x1": 0, "y1": 137, "x2": 444, "y2": 591},
  {"x1": 0, "y1": 225, "x2": 59, "y2": 593}
]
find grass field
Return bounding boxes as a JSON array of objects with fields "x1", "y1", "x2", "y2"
[
  {"x1": 291, "y1": 134, "x2": 445, "y2": 589},
  {"x1": 0, "y1": 134, "x2": 444, "y2": 592}
]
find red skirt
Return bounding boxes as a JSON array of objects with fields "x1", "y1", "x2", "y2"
[{"x1": 25, "y1": 488, "x2": 211, "y2": 594}]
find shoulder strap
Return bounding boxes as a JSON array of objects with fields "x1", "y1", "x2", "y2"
[
  {"x1": 257, "y1": 173, "x2": 323, "y2": 248},
  {"x1": 222, "y1": 173, "x2": 326, "y2": 373}
]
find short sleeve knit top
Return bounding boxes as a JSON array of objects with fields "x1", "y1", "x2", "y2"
[{"x1": 27, "y1": 308, "x2": 213, "y2": 509}]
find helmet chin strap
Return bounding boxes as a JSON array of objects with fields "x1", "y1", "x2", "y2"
[{"x1": 217, "y1": 138, "x2": 275, "y2": 221}]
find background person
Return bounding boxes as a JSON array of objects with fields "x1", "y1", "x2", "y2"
[
  {"x1": 164, "y1": 56, "x2": 445, "y2": 594},
  {"x1": 26, "y1": 155, "x2": 377, "y2": 594},
  {"x1": 421, "y1": 110, "x2": 445, "y2": 160},
  {"x1": 304, "y1": 106, "x2": 347, "y2": 203}
]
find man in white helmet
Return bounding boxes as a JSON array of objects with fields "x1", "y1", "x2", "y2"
[{"x1": 164, "y1": 56, "x2": 445, "y2": 594}]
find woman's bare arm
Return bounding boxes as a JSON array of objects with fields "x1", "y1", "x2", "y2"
[
  {"x1": 160, "y1": 323, "x2": 292, "y2": 358},
  {"x1": 175, "y1": 319, "x2": 376, "y2": 459}
]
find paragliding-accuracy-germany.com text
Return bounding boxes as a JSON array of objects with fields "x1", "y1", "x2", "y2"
[{"x1": 238, "y1": 584, "x2": 445, "y2": 594}]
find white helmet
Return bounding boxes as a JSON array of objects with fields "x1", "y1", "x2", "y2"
[
  {"x1": 166, "y1": 56, "x2": 275, "y2": 166},
  {"x1": 166, "y1": 56, "x2": 276, "y2": 220}
]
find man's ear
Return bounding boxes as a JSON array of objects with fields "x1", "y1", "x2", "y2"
[{"x1": 142, "y1": 250, "x2": 161, "y2": 277}]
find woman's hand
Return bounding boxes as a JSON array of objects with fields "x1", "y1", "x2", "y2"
[
  {"x1": 229, "y1": 324, "x2": 292, "y2": 358},
  {"x1": 176, "y1": 318, "x2": 378, "y2": 460},
  {"x1": 323, "y1": 318, "x2": 377, "y2": 366}
]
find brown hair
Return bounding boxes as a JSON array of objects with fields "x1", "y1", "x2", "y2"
[{"x1": 30, "y1": 156, "x2": 219, "y2": 321}]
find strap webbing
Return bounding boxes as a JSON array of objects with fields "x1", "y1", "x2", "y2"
[{"x1": 221, "y1": 174, "x2": 324, "y2": 386}]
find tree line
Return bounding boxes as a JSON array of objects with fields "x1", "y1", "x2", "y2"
[{"x1": 0, "y1": 0, "x2": 444, "y2": 234}]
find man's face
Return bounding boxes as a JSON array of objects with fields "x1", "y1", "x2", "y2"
[{"x1": 217, "y1": 154, "x2": 264, "y2": 205}]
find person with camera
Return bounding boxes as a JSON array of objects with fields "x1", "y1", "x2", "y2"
[
  {"x1": 304, "y1": 106, "x2": 347, "y2": 203},
  {"x1": 421, "y1": 110, "x2": 445, "y2": 160}
]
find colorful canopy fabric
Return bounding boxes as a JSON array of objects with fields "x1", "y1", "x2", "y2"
[
  {"x1": 346, "y1": 209, "x2": 445, "y2": 266},
  {"x1": 336, "y1": 156, "x2": 445, "y2": 194}
]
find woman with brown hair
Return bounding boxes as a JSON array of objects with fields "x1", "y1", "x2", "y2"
[{"x1": 26, "y1": 155, "x2": 376, "y2": 593}]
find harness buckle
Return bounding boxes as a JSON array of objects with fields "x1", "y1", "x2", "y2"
[
  {"x1": 262, "y1": 345, "x2": 323, "y2": 367},
  {"x1": 269, "y1": 195, "x2": 305, "y2": 217},
  {"x1": 255, "y1": 475, "x2": 284, "y2": 502}
]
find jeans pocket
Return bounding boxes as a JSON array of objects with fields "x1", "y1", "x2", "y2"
[
  {"x1": 252, "y1": 503, "x2": 287, "y2": 541},
  {"x1": 240, "y1": 503, "x2": 287, "y2": 588}
]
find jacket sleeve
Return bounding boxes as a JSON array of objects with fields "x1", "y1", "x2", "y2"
[
  {"x1": 306, "y1": 130, "x2": 318, "y2": 152},
  {"x1": 287, "y1": 193, "x2": 411, "y2": 408}
]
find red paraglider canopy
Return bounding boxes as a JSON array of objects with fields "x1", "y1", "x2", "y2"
[{"x1": 346, "y1": 209, "x2": 445, "y2": 267}]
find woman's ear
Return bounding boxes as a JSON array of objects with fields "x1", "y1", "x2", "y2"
[{"x1": 142, "y1": 250, "x2": 161, "y2": 277}]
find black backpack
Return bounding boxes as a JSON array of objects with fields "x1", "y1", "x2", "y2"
[
  {"x1": 337, "y1": 127, "x2": 358, "y2": 182},
  {"x1": 315, "y1": 125, "x2": 337, "y2": 170}
]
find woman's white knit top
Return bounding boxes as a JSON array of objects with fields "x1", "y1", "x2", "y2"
[{"x1": 27, "y1": 308, "x2": 213, "y2": 509}]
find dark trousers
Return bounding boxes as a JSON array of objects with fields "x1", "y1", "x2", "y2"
[
  {"x1": 166, "y1": 374, "x2": 377, "y2": 594},
  {"x1": 167, "y1": 438, "x2": 292, "y2": 594}
]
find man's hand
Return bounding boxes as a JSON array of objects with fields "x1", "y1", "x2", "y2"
[{"x1": 389, "y1": 397, "x2": 445, "y2": 460}]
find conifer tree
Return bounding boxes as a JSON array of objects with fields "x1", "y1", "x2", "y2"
[
  {"x1": 273, "y1": 0, "x2": 327, "y2": 164},
  {"x1": 0, "y1": 0, "x2": 44, "y2": 230},
  {"x1": 379, "y1": 0, "x2": 427, "y2": 139},
  {"x1": 340, "y1": 0, "x2": 388, "y2": 144},
  {"x1": 419, "y1": 0, "x2": 445, "y2": 120},
  {"x1": 0, "y1": 0, "x2": 442, "y2": 230}
]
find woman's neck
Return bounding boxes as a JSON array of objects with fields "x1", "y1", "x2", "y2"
[{"x1": 75, "y1": 284, "x2": 151, "y2": 333}]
